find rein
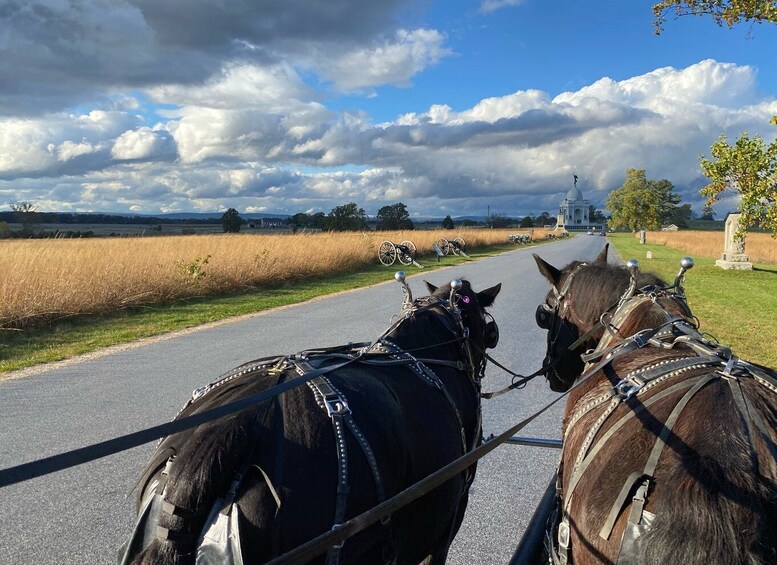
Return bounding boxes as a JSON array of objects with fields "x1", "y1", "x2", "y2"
[{"x1": 0, "y1": 291, "x2": 482, "y2": 488}]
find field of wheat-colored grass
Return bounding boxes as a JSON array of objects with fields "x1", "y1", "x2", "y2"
[
  {"x1": 0, "y1": 228, "x2": 548, "y2": 329},
  {"x1": 640, "y1": 230, "x2": 777, "y2": 264}
]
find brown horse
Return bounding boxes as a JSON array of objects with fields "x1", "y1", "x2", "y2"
[{"x1": 533, "y1": 245, "x2": 777, "y2": 565}]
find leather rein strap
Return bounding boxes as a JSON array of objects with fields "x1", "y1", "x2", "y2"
[{"x1": 0, "y1": 297, "x2": 476, "y2": 488}]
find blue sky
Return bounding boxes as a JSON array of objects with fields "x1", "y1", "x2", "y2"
[{"x1": 1, "y1": 0, "x2": 776, "y2": 218}]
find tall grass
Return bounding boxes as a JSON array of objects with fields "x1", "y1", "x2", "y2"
[
  {"x1": 640, "y1": 230, "x2": 777, "y2": 264},
  {"x1": 0, "y1": 229, "x2": 544, "y2": 330}
]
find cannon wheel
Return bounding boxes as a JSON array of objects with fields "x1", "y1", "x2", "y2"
[
  {"x1": 452, "y1": 237, "x2": 466, "y2": 255},
  {"x1": 436, "y1": 237, "x2": 450, "y2": 256},
  {"x1": 378, "y1": 241, "x2": 397, "y2": 266},
  {"x1": 397, "y1": 240, "x2": 416, "y2": 266}
]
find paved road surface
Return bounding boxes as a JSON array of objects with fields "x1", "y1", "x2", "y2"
[{"x1": 0, "y1": 235, "x2": 609, "y2": 564}]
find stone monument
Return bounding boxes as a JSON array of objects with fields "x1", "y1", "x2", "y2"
[
  {"x1": 556, "y1": 174, "x2": 590, "y2": 229},
  {"x1": 639, "y1": 230, "x2": 646, "y2": 244},
  {"x1": 715, "y1": 212, "x2": 753, "y2": 270}
]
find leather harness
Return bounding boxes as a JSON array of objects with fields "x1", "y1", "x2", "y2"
[
  {"x1": 120, "y1": 293, "x2": 488, "y2": 565},
  {"x1": 547, "y1": 292, "x2": 777, "y2": 565}
]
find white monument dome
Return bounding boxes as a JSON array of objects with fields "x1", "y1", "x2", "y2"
[{"x1": 557, "y1": 176, "x2": 590, "y2": 229}]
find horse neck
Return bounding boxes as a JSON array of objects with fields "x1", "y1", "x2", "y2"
[{"x1": 387, "y1": 306, "x2": 465, "y2": 364}]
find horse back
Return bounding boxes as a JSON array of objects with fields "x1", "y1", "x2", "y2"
[
  {"x1": 132, "y1": 356, "x2": 475, "y2": 564},
  {"x1": 562, "y1": 352, "x2": 777, "y2": 565}
]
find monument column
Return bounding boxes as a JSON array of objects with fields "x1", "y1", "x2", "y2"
[{"x1": 715, "y1": 212, "x2": 753, "y2": 270}]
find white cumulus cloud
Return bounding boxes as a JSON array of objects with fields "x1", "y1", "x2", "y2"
[{"x1": 315, "y1": 29, "x2": 452, "y2": 91}]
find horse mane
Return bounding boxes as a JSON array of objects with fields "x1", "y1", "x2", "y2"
[
  {"x1": 614, "y1": 295, "x2": 689, "y2": 339},
  {"x1": 566, "y1": 262, "x2": 666, "y2": 323}
]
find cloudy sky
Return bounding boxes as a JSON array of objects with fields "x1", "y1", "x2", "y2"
[{"x1": 2, "y1": 0, "x2": 776, "y2": 218}]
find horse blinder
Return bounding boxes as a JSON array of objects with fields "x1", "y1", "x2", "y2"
[{"x1": 485, "y1": 320, "x2": 499, "y2": 349}]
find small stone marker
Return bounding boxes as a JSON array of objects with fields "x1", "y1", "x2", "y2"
[
  {"x1": 646, "y1": 251, "x2": 653, "y2": 259},
  {"x1": 432, "y1": 243, "x2": 444, "y2": 262},
  {"x1": 715, "y1": 213, "x2": 753, "y2": 270},
  {"x1": 639, "y1": 230, "x2": 646, "y2": 244}
]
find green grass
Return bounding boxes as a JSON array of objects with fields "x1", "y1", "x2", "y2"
[
  {"x1": 606, "y1": 233, "x2": 776, "y2": 368},
  {"x1": 0, "y1": 244, "x2": 522, "y2": 375}
]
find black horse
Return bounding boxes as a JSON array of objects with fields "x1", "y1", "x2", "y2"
[
  {"x1": 119, "y1": 278, "x2": 501, "y2": 564},
  {"x1": 533, "y1": 245, "x2": 777, "y2": 564}
]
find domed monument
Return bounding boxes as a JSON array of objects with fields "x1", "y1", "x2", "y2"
[{"x1": 556, "y1": 174, "x2": 594, "y2": 230}]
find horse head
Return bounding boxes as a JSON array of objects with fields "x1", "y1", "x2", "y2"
[
  {"x1": 423, "y1": 279, "x2": 502, "y2": 377},
  {"x1": 532, "y1": 244, "x2": 668, "y2": 391}
]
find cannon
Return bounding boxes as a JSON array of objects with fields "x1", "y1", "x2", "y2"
[
  {"x1": 378, "y1": 240, "x2": 419, "y2": 267},
  {"x1": 508, "y1": 233, "x2": 532, "y2": 245},
  {"x1": 436, "y1": 237, "x2": 467, "y2": 256}
]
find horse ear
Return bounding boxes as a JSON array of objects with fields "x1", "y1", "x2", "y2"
[
  {"x1": 533, "y1": 253, "x2": 562, "y2": 287},
  {"x1": 595, "y1": 243, "x2": 609, "y2": 264},
  {"x1": 425, "y1": 281, "x2": 438, "y2": 294},
  {"x1": 476, "y1": 283, "x2": 501, "y2": 308}
]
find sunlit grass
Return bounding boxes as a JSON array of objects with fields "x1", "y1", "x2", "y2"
[
  {"x1": 0, "y1": 233, "x2": 552, "y2": 374},
  {"x1": 0, "y1": 228, "x2": 552, "y2": 330}
]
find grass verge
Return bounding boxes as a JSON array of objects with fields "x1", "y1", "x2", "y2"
[
  {"x1": 0, "y1": 244, "x2": 521, "y2": 376},
  {"x1": 607, "y1": 233, "x2": 776, "y2": 368}
]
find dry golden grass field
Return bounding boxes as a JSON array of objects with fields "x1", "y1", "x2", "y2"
[
  {"x1": 642, "y1": 230, "x2": 777, "y2": 264},
  {"x1": 0, "y1": 228, "x2": 550, "y2": 330}
]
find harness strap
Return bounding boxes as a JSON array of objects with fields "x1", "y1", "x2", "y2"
[
  {"x1": 613, "y1": 374, "x2": 717, "y2": 564},
  {"x1": 563, "y1": 377, "x2": 701, "y2": 515},
  {"x1": 301, "y1": 367, "x2": 351, "y2": 565},
  {"x1": 296, "y1": 358, "x2": 392, "y2": 564},
  {"x1": 380, "y1": 339, "x2": 470, "y2": 455},
  {"x1": 344, "y1": 414, "x2": 387, "y2": 505},
  {"x1": 614, "y1": 355, "x2": 721, "y2": 400},
  {"x1": 598, "y1": 472, "x2": 643, "y2": 540},
  {"x1": 741, "y1": 391, "x2": 777, "y2": 465},
  {"x1": 601, "y1": 374, "x2": 716, "y2": 542},
  {"x1": 726, "y1": 374, "x2": 777, "y2": 472},
  {"x1": 250, "y1": 463, "x2": 282, "y2": 516}
]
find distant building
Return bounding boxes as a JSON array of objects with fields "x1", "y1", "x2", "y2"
[
  {"x1": 556, "y1": 178, "x2": 603, "y2": 231},
  {"x1": 661, "y1": 224, "x2": 679, "y2": 231}
]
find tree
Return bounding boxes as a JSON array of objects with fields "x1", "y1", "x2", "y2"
[
  {"x1": 653, "y1": 1, "x2": 777, "y2": 34},
  {"x1": 652, "y1": 178, "x2": 682, "y2": 224},
  {"x1": 10, "y1": 202, "x2": 38, "y2": 233},
  {"x1": 309, "y1": 212, "x2": 327, "y2": 230},
  {"x1": 666, "y1": 203, "x2": 694, "y2": 228},
  {"x1": 486, "y1": 214, "x2": 512, "y2": 228},
  {"x1": 326, "y1": 202, "x2": 368, "y2": 231},
  {"x1": 588, "y1": 206, "x2": 609, "y2": 224},
  {"x1": 441, "y1": 215, "x2": 455, "y2": 229},
  {"x1": 519, "y1": 215, "x2": 535, "y2": 228},
  {"x1": 289, "y1": 212, "x2": 309, "y2": 227},
  {"x1": 605, "y1": 169, "x2": 681, "y2": 231},
  {"x1": 221, "y1": 208, "x2": 242, "y2": 233},
  {"x1": 537, "y1": 211, "x2": 551, "y2": 226},
  {"x1": 699, "y1": 117, "x2": 777, "y2": 236},
  {"x1": 375, "y1": 202, "x2": 414, "y2": 230},
  {"x1": 700, "y1": 203, "x2": 717, "y2": 220}
]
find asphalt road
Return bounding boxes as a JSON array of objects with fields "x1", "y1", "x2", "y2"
[{"x1": 0, "y1": 235, "x2": 609, "y2": 564}]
